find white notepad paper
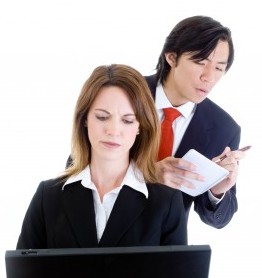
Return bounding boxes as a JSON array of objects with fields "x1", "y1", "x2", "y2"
[{"x1": 180, "y1": 149, "x2": 229, "y2": 196}]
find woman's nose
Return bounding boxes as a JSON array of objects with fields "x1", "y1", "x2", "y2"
[{"x1": 105, "y1": 120, "x2": 121, "y2": 136}]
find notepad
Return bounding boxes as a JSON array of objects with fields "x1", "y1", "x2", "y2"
[{"x1": 180, "y1": 149, "x2": 229, "y2": 196}]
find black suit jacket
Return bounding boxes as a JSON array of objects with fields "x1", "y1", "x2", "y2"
[
  {"x1": 145, "y1": 74, "x2": 240, "y2": 228},
  {"x1": 16, "y1": 179, "x2": 187, "y2": 249}
]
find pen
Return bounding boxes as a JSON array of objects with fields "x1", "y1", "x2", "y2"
[{"x1": 214, "y1": 145, "x2": 252, "y2": 163}]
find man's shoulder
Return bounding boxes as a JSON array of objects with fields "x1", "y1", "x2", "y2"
[
  {"x1": 144, "y1": 74, "x2": 157, "y2": 82},
  {"x1": 198, "y1": 98, "x2": 239, "y2": 126},
  {"x1": 143, "y1": 74, "x2": 158, "y2": 98}
]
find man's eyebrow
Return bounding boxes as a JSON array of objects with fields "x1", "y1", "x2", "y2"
[
  {"x1": 217, "y1": 61, "x2": 228, "y2": 65},
  {"x1": 206, "y1": 58, "x2": 228, "y2": 65}
]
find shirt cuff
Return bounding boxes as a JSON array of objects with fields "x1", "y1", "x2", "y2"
[{"x1": 208, "y1": 190, "x2": 225, "y2": 206}]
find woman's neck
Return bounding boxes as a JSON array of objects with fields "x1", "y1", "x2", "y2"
[{"x1": 90, "y1": 158, "x2": 129, "y2": 201}]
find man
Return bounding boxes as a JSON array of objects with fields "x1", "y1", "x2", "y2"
[
  {"x1": 145, "y1": 15, "x2": 245, "y2": 229},
  {"x1": 66, "y1": 16, "x2": 245, "y2": 229}
]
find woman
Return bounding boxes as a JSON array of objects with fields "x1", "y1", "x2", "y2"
[{"x1": 16, "y1": 64, "x2": 187, "y2": 249}]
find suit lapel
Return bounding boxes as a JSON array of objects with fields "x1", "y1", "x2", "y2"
[
  {"x1": 99, "y1": 185, "x2": 147, "y2": 247},
  {"x1": 62, "y1": 181, "x2": 98, "y2": 247}
]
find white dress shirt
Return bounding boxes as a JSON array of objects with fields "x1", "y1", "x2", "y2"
[{"x1": 63, "y1": 163, "x2": 148, "y2": 242}]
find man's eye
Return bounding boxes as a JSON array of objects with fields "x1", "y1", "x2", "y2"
[
  {"x1": 216, "y1": 67, "x2": 225, "y2": 72},
  {"x1": 195, "y1": 61, "x2": 205, "y2": 66}
]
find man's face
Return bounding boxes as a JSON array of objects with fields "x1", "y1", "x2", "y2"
[{"x1": 165, "y1": 40, "x2": 229, "y2": 106}]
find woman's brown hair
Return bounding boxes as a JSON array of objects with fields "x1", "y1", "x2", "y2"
[{"x1": 62, "y1": 64, "x2": 160, "y2": 183}]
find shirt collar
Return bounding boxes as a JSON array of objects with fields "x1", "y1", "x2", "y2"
[
  {"x1": 63, "y1": 163, "x2": 148, "y2": 198},
  {"x1": 155, "y1": 82, "x2": 196, "y2": 119}
]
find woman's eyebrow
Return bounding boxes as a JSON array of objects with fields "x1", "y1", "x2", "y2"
[
  {"x1": 94, "y1": 108, "x2": 110, "y2": 114},
  {"x1": 123, "y1": 113, "x2": 136, "y2": 117},
  {"x1": 95, "y1": 109, "x2": 136, "y2": 117}
]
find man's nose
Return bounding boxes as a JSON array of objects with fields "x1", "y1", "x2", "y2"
[{"x1": 200, "y1": 65, "x2": 216, "y2": 83}]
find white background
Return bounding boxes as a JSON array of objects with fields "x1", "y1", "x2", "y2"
[{"x1": 0, "y1": 0, "x2": 261, "y2": 277}]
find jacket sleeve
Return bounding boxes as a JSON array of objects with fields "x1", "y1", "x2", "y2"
[
  {"x1": 194, "y1": 123, "x2": 240, "y2": 228},
  {"x1": 194, "y1": 186, "x2": 237, "y2": 229}
]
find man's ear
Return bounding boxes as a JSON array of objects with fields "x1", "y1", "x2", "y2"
[{"x1": 165, "y1": 52, "x2": 177, "y2": 67}]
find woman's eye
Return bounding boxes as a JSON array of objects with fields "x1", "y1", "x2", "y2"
[
  {"x1": 96, "y1": 115, "x2": 108, "y2": 121},
  {"x1": 123, "y1": 119, "x2": 134, "y2": 124}
]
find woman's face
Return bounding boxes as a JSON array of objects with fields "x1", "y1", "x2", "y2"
[{"x1": 87, "y1": 86, "x2": 140, "y2": 162}]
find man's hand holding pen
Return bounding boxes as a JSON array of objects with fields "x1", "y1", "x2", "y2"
[
  {"x1": 210, "y1": 146, "x2": 251, "y2": 197},
  {"x1": 214, "y1": 145, "x2": 251, "y2": 163}
]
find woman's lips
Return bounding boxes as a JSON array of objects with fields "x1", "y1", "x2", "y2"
[{"x1": 102, "y1": 141, "x2": 120, "y2": 148}]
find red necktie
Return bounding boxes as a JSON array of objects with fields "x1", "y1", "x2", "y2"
[{"x1": 158, "y1": 108, "x2": 181, "y2": 161}]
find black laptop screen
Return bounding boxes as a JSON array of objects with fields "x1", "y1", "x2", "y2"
[{"x1": 5, "y1": 245, "x2": 211, "y2": 278}]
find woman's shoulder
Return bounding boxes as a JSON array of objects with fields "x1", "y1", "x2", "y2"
[
  {"x1": 145, "y1": 183, "x2": 184, "y2": 210},
  {"x1": 34, "y1": 177, "x2": 67, "y2": 196},
  {"x1": 38, "y1": 177, "x2": 85, "y2": 195},
  {"x1": 146, "y1": 182, "x2": 182, "y2": 198}
]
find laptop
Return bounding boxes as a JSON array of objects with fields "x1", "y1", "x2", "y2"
[{"x1": 5, "y1": 245, "x2": 211, "y2": 278}]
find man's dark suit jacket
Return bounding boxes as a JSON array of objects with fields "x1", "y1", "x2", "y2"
[
  {"x1": 145, "y1": 74, "x2": 240, "y2": 229},
  {"x1": 16, "y1": 179, "x2": 187, "y2": 249}
]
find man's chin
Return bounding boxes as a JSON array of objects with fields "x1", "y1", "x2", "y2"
[{"x1": 191, "y1": 96, "x2": 207, "y2": 104}]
